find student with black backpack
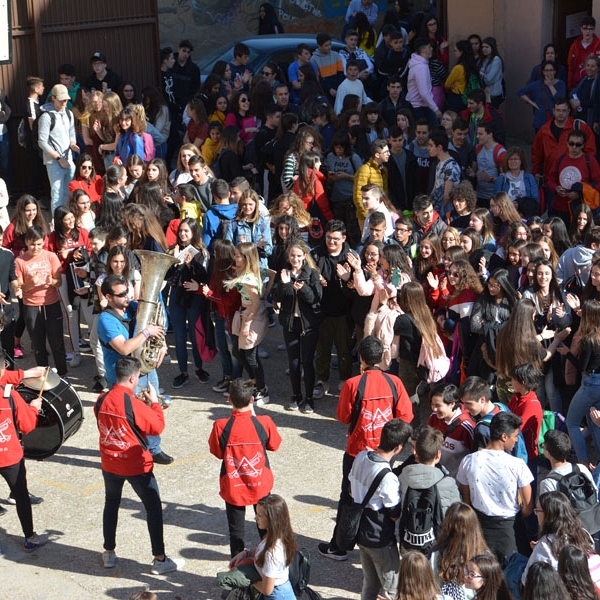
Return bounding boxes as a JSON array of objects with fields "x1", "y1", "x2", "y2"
[{"x1": 398, "y1": 427, "x2": 460, "y2": 554}]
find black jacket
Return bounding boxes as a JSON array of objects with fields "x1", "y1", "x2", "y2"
[
  {"x1": 311, "y1": 242, "x2": 352, "y2": 317},
  {"x1": 273, "y1": 264, "x2": 323, "y2": 332}
]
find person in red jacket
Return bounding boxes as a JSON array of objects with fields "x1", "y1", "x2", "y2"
[
  {"x1": 318, "y1": 335, "x2": 413, "y2": 561},
  {"x1": 546, "y1": 128, "x2": 600, "y2": 224},
  {"x1": 67, "y1": 153, "x2": 104, "y2": 204},
  {"x1": 208, "y1": 378, "x2": 282, "y2": 557},
  {"x1": 94, "y1": 356, "x2": 184, "y2": 574},
  {"x1": 508, "y1": 363, "x2": 543, "y2": 465},
  {"x1": 568, "y1": 16, "x2": 600, "y2": 91},
  {"x1": 0, "y1": 351, "x2": 47, "y2": 552}
]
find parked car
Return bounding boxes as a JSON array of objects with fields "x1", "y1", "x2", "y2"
[{"x1": 198, "y1": 34, "x2": 345, "y2": 83}]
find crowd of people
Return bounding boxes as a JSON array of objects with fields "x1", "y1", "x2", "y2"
[{"x1": 4, "y1": 0, "x2": 600, "y2": 598}]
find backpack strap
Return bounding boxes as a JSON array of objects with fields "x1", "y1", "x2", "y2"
[
  {"x1": 218, "y1": 414, "x2": 270, "y2": 467},
  {"x1": 348, "y1": 373, "x2": 369, "y2": 435},
  {"x1": 6, "y1": 387, "x2": 23, "y2": 444},
  {"x1": 98, "y1": 307, "x2": 136, "y2": 350},
  {"x1": 95, "y1": 390, "x2": 148, "y2": 451},
  {"x1": 361, "y1": 467, "x2": 392, "y2": 508}
]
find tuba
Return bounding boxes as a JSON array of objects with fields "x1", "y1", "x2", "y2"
[{"x1": 132, "y1": 250, "x2": 179, "y2": 374}]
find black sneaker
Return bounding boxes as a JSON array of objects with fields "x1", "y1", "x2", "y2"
[
  {"x1": 152, "y1": 451, "x2": 174, "y2": 465},
  {"x1": 212, "y1": 377, "x2": 231, "y2": 393},
  {"x1": 173, "y1": 373, "x2": 190, "y2": 388},
  {"x1": 8, "y1": 493, "x2": 44, "y2": 505},
  {"x1": 92, "y1": 377, "x2": 108, "y2": 393},
  {"x1": 254, "y1": 387, "x2": 270, "y2": 406},
  {"x1": 0, "y1": 505, "x2": 6, "y2": 516},
  {"x1": 195, "y1": 368, "x2": 210, "y2": 384},
  {"x1": 317, "y1": 542, "x2": 347, "y2": 561}
]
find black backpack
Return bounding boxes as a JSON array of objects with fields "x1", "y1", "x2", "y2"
[
  {"x1": 288, "y1": 547, "x2": 322, "y2": 599},
  {"x1": 547, "y1": 464, "x2": 600, "y2": 534},
  {"x1": 399, "y1": 482, "x2": 444, "y2": 553}
]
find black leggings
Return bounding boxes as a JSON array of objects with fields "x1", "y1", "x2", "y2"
[
  {"x1": 283, "y1": 318, "x2": 318, "y2": 402},
  {"x1": 233, "y1": 338, "x2": 265, "y2": 390},
  {"x1": 23, "y1": 301, "x2": 67, "y2": 376},
  {"x1": 0, "y1": 459, "x2": 33, "y2": 538}
]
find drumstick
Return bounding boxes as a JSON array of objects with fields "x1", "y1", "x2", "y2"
[{"x1": 37, "y1": 367, "x2": 50, "y2": 399}]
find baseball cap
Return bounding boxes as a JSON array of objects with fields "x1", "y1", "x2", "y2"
[
  {"x1": 90, "y1": 52, "x2": 107, "y2": 63},
  {"x1": 51, "y1": 84, "x2": 70, "y2": 101}
]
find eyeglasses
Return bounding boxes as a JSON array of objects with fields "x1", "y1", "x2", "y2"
[
  {"x1": 582, "y1": 26, "x2": 595, "y2": 30},
  {"x1": 109, "y1": 290, "x2": 128, "y2": 298},
  {"x1": 81, "y1": 165, "x2": 93, "y2": 170},
  {"x1": 325, "y1": 235, "x2": 343, "y2": 242},
  {"x1": 395, "y1": 228, "x2": 409, "y2": 233},
  {"x1": 464, "y1": 570, "x2": 484, "y2": 580},
  {"x1": 488, "y1": 282, "x2": 501, "y2": 290},
  {"x1": 305, "y1": 140, "x2": 315, "y2": 146},
  {"x1": 568, "y1": 141, "x2": 584, "y2": 147},
  {"x1": 448, "y1": 271, "x2": 460, "y2": 277}
]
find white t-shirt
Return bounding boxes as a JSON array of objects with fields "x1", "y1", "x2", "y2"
[
  {"x1": 254, "y1": 538, "x2": 289, "y2": 587},
  {"x1": 456, "y1": 449, "x2": 533, "y2": 518}
]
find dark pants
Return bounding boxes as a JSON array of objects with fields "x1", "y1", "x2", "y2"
[
  {"x1": 283, "y1": 319, "x2": 318, "y2": 406},
  {"x1": 102, "y1": 469, "x2": 164, "y2": 557},
  {"x1": 23, "y1": 301, "x2": 67, "y2": 376},
  {"x1": 476, "y1": 510, "x2": 517, "y2": 567},
  {"x1": 0, "y1": 459, "x2": 33, "y2": 538},
  {"x1": 169, "y1": 294, "x2": 203, "y2": 374},
  {"x1": 225, "y1": 501, "x2": 267, "y2": 558},
  {"x1": 329, "y1": 451, "x2": 355, "y2": 551},
  {"x1": 315, "y1": 314, "x2": 353, "y2": 382},
  {"x1": 233, "y1": 340, "x2": 265, "y2": 390},
  {"x1": 0, "y1": 319, "x2": 15, "y2": 368},
  {"x1": 332, "y1": 199, "x2": 361, "y2": 249},
  {"x1": 15, "y1": 298, "x2": 26, "y2": 339}
]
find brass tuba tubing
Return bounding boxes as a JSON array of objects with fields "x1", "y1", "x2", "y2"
[{"x1": 132, "y1": 250, "x2": 179, "y2": 374}]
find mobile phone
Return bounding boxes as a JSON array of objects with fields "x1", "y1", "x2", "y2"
[{"x1": 391, "y1": 268, "x2": 401, "y2": 287}]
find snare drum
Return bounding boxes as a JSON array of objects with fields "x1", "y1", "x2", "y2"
[{"x1": 18, "y1": 378, "x2": 84, "y2": 459}]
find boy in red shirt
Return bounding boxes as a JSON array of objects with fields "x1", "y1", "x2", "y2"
[
  {"x1": 508, "y1": 363, "x2": 543, "y2": 466},
  {"x1": 208, "y1": 378, "x2": 282, "y2": 557}
]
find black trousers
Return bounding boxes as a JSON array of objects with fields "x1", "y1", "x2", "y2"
[
  {"x1": 329, "y1": 451, "x2": 356, "y2": 551},
  {"x1": 0, "y1": 459, "x2": 33, "y2": 538},
  {"x1": 225, "y1": 501, "x2": 267, "y2": 558},
  {"x1": 23, "y1": 301, "x2": 67, "y2": 377}
]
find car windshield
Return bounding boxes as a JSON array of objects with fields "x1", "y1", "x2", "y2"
[{"x1": 199, "y1": 45, "x2": 260, "y2": 78}]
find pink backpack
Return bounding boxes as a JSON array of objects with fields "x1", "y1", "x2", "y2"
[
  {"x1": 417, "y1": 334, "x2": 450, "y2": 383},
  {"x1": 141, "y1": 132, "x2": 155, "y2": 161}
]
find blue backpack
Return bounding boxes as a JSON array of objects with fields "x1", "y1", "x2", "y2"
[{"x1": 475, "y1": 403, "x2": 529, "y2": 462}]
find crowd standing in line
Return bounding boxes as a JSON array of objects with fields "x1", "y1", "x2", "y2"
[{"x1": 6, "y1": 2, "x2": 600, "y2": 598}]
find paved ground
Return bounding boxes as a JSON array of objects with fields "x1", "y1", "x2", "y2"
[{"x1": 0, "y1": 322, "x2": 374, "y2": 600}]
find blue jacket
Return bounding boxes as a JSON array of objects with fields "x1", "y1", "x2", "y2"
[
  {"x1": 202, "y1": 203, "x2": 239, "y2": 251},
  {"x1": 494, "y1": 171, "x2": 539, "y2": 201},
  {"x1": 226, "y1": 217, "x2": 273, "y2": 269}
]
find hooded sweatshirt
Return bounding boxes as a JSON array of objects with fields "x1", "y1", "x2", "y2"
[
  {"x1": 202, "y1": 203, "x2": 239, "y2": 250},
  {"x1": 311, "y1": 48, "x2": 344, "y2": 93},
  {"x1": 556, "y1": 244, "x2": 596, "y2": 285},
  {"x1": 406, "y1": 53, "x2": 438, "y2": 112},
  {"x1": 398, "y1": 462, "x2": 461, "y2": 516}
]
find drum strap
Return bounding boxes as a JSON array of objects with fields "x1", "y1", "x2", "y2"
[
  {"x1": 95, "y1": 391, "x2": 148, "y2": 451},
  {"x1": 6, "y1": 393, "x2": 23, "y2": 447}
]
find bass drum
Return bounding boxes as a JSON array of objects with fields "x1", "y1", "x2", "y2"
[{"x1": 18, "y1": 378, "x2": 84, "y2": 459}]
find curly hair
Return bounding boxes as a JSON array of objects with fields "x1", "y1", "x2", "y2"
[{"x1": 448, "y1": 258, "x2": 483, "y2": 298}]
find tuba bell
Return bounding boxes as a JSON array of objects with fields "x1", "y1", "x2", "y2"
[{"x1": 132, "y1": 250, "x2": 179, "y2": 374}]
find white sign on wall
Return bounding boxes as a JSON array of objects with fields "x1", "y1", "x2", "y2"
[{"x1": 0, "y1": 0, "x2": 11, "y2": 64}]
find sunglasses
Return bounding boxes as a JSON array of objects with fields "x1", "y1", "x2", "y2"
[
  {"x1": 568, "y1": 141, "x2": 584, "y2": 147},
  {"x1": 262, "y1": 71, "x2": 273, "y2": 76},
  {"x1": 109, "y1": 291, "x2": 128, "y2": 298},
  {"x1": 81, "y1": 165, "x2": 93, "y2": 170}
]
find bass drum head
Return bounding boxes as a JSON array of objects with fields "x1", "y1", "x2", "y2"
[{"x1": 18, "y1": 378, "x2": 84, "y2": 459}]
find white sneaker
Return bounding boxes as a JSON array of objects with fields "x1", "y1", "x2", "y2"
[
  {"x1": 69, "y1": 353, "x2": 81, "y2": 367},
  {"x1": 102, "y1": 550, "x2": 116, "y2": 568},
  {"x1": 151, "y1": 556, "x2": 184, "y2": 575},
  {"x1": 313, "y1": 381, "x2": 326, "y2": 399}
]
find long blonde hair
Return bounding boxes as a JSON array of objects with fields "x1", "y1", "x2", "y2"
[
  {"x1": 224, "y1": 242, "x2": 263, "y2": 296},
  {"x1": 399, "y1": 281, "x2": 443, "y2": 357}
]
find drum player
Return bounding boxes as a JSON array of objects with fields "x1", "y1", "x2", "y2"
[{"x1": 0, "y1": 349, "x2": 48, "y2": 552}]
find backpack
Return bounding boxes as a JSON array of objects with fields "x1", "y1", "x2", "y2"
[
  {"x1": 417, "y1": 334, "x2": 451, "y2": 383},
  {"x1": 474, "y1": 403, "x2": 529, "y2": 462},
  {"x1": 547, "y1": 464, "x2": 600, "y2": 534},
  {"x1": 461, "y1": 72, "x2": 481, "y2": 105},
  {"x1": 215, "y1": 213, "x2": 233, "y2": 241},
  {"x1": 400, "y1": 480, "x2": 444, "y2": 553},
  {"x1": 537, "y1": 410, "x2": 568, "y2": 455},
  {"x1": 288, "y1": 547, "x2": 322, "y2": 599}
]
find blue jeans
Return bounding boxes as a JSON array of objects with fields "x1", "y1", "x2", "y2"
[
  {"x1": 169, "y1": 294, "x2": 202, "y2": 374},
  {"x1": 214, "y1": 312, "x2": 242, "y2": 379},
  {"x1": 46, "y1": 159, "x2": 75, "y2": 212},
  {"x1": 261, "y1": 580, "x2": 296, "y2": 600},
  {"x1": 567, "y1": 373, "x2": 600, "y2": 462},
  {"x1": 102, "y1": 469, "x2": 164, "y2": 556}
]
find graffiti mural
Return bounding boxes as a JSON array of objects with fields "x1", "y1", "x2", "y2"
[{"x1": 158, "y1": 0, "x2": 347, "y2": 58}]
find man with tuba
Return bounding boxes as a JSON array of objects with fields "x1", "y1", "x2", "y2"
[{"x1": 97, "y1": 274, "x2": 174, "y2": 464}]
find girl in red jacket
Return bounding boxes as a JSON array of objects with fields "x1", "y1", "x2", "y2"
[{"x1": 293, "y1": 151, "x2": 334, "y2": 226}]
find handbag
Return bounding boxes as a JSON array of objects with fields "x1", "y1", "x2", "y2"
[{"x1": 335, "y1": 466, "x2": 391, "y2": 552}]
